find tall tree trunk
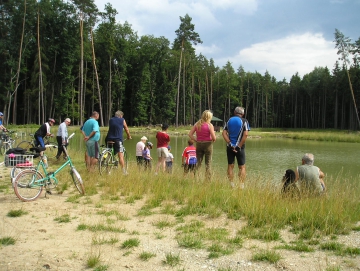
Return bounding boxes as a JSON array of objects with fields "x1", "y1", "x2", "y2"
[
  {"x1": 90, "y1": 27, "x2": 104, "y2": 126},
  {"x1": 37, "y1": 7, "x2": 44, "y2": 124},
  {"x1": 346, "y1": 70, "x2": 360, "y2": 129},
  {"x1": 79, "y1": 14, "x2": 84, "y2": 125},
  {"x1": 183, "y1": 54, "x2": 186, "y2": 125},
  {"x1": 176, "y1": 40, "x2": 184, "y2": 127}
]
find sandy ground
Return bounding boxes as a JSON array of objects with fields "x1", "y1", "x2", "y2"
[{"x1": 0, "y1": 165, "x2": 360, "y2": 271}]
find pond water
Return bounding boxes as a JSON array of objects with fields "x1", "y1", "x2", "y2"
[
  {"x1": 96, "y1": 133, "x2": 359, "y2": 182},
  {"x1": 18, "y1": 130, "x2": 359, "y2": 182}
]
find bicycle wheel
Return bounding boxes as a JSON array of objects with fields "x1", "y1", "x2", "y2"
[
  {"x1": 70, "y1": 167, "x2": 85, "y2": 194},
  {"x1": 17, "y1": 141, "x2": 34, "y2": 151},
  {"x1": 13, "y1": 169, "x2": 44, "y2": 202},
  {"x1": 99, "y1": 150, "x2": 113, "y2": 175},
  {"x1": 10, "y1": 167, "x2": 24, "y2": 184}
]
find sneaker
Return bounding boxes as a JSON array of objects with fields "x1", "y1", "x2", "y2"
[
  {"x1": 122, "y1": 169, "x2": 128, "y2": 175},
  {"x1": 239, "y1": 183, "x2": 245, "y2": 189}
]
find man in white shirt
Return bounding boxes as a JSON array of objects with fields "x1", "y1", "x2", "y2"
[{"x1": 56, "y1": 118, "x2": 71, "y2": 160}]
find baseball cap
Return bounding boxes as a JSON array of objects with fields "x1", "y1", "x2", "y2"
[
  {"x1": 147, "y1": 142, "x2": 153, "y2": 148},
  {"x1": 48, "y1": 118, "x2": 55, "y2": 123},
  {"x1": 0, "y1": 112, "x2": 3, "y2": 116}
]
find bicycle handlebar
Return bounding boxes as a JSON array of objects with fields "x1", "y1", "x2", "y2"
[{"x1": 68, "y1": 133, "x2": 75, "y2": 141}]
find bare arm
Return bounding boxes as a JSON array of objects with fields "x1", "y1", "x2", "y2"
[
  {"x1": 209, "y1": 123, "x2": 216, "y2": 142},
  {"x1": 222, "y1": 129, "x2": 230, "y2": 144},
  {"x1": 238, "y1": 130, "x2": 248, "y2": 148},
  {"x1": 188, "y1": 125, "x2": 197, "y2": 142},
  {"x1": 123, "y1": 120, "x2": 131, "y2": 139}
]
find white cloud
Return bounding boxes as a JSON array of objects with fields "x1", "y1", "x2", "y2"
[
  {"x1": 195, "y1": 44, "x2": 221, "y2": 55},
  {"x1": 218, "y1": 32, "x2": 338, "y2": 80}
]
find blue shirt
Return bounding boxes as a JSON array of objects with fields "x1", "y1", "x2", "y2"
[
  {"x1": 106, "y1": 117, "x2": 124, "y2": 141},
  {"x1": 82, "y1": 118, "x2": 100, "y2": 141},
  {"x1": 224, "y1": 116, "x2": 250, "y2": 147}
]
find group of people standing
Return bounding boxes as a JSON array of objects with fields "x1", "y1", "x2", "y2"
[
  {"x1": 23, "y1": 106, "x2": 325, "y2": 195},
  {"x1": 134, "y1": 107, "x2": 251, "y2": 189}
]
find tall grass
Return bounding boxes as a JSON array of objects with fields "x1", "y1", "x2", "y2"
[
  {"x1": 39, "y1": 144, "x2": 360, "y2": 239},
  {"x1": 71, "y1": 157, "x2": 360, "y2": 238}
]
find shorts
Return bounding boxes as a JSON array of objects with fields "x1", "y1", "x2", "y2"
[
  {"x1": 136, "y1": 156, "x2": 144, "y2": 165},
  {"x1": 184, "y1": 164, "x2": 196, "y2": 173},
  {"x1": 226, "y1": 146, "x2": 245, "y2": 166},
  {"x1": 107, "y1": 140, "x2": 124, "y2": 153},
  {"x1": 86, "y1": 140, "x2": 99, "y2": 159},
  {"x1": 157, "y1": 147, "x2": 169, "y2": 158}
]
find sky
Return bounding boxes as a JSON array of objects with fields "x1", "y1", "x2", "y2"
[{"x1": 93, "y1": 0, "x2": 359, "y2": 81}]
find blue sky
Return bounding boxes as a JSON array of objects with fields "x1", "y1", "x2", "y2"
[{"x1": 93, "y1": 0, "x2": 359, "y2": 81}]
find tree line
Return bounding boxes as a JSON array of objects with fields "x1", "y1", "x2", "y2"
[{"x1": 1, "y1": 0, "x2": 359, "y2": 130}]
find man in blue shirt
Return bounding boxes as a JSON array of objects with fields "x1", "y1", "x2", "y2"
[
  {"x1": 105, "y1": 110, "x2": 131, "y2": 174},
  {"x1": 82, "y1": 111, "x2": 100, "y2": 171},
  {"x1": 222, "y1": 107, "x2": 250, "y2": 189}
]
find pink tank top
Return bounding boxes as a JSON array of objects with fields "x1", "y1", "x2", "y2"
[{"x1": 196, "y1": 123, "x2": 211, "y2": 141}]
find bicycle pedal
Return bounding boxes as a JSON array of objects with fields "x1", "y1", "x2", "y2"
[{"x1": 46, "y1": 190, "x2": 52, "y2": 195}]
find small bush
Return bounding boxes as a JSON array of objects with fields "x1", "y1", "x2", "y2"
[
  {"x1": 7, "y1": 209, "x2": 28, "y2": 217},
  {"x1": 252, "y1": 249, "x2": 281, "y2": 263},
  {"x1": 0, "y1": 236, "x2": 16, "y2": 246},
  {"x1": 163, "y1": 252, "x2": 180, "y2": 267},
  {"x1": 121, "y1": 238, "x2": 140, "y2": 249}
]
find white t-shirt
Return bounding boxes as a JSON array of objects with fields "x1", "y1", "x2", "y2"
[
  {"x1": 136, "y1": 141, "x2": 145, "y2": 156},
  {"x1": 166, "y1": 152, "x2": 174, "y2": 162}
]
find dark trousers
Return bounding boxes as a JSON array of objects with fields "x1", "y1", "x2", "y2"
[{"x1": 56, "y1": 136, "x2": 67, "y2": 158}]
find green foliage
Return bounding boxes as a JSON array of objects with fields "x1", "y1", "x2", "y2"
[
  {"x1": 7, "y1": 209, "x2": 28, "y2": 217},
  {"x1": 252, "y1": 249, "x2": 281, "y2": 263},
  {"x1": 163, "y1": 252, "x2": 181, "y2": 267},
  {"x1": 121, "y1": 238, "x2": 140, "y2": 249},
  {"x1": 0, "y1": 236, "x2": 16, "y2": 246}
]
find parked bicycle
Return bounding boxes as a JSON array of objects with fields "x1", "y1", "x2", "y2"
[
  {"x1": 12, "y1": 133, "x2": 84, "y2": 201},
  {"x1": 99, "y1": 140, "x2": 128, "y2": 175},
  {"x1": 0, "y1": 130, "x2": 17, "y2": 155},
  {"x1": 17, "y1": 133, "x2": 57, "y2": 151}
]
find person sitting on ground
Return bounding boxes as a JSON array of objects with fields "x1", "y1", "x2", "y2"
[
  {"x1": 142, "y1": 142, "x2": 153, "y2": 171},
  {"x1": 281, "y1": 169, "x2": 300, "y2": 199},
  {"x1": 295, "y1": 153, "x2": 326, "y2": 196},
  {"x1": 165, "y1": 145, "x2": 174, "y2": 174},
  {"x1": 182, "y1": 139, "x2": 197, "y2": 177}
]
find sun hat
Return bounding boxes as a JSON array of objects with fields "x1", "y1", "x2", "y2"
[{"x1": 141, "y1": 136, "x2": 148, "y2": 141}]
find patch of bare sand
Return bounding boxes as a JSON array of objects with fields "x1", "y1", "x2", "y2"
[{"x1": 0, "y1": 176, "x2": 359, "y2": 271}]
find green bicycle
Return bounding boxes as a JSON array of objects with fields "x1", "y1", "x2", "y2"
[
  {"x1": 13, "y1": 133, "x2": 85, "y2": 201},
  {"x1": 99, "y1": 140, "x2": 128, "y2": 175}
]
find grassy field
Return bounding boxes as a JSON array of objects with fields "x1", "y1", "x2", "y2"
[{"x1": 1, "y1": 126, "x2": 359, "y2": 270}]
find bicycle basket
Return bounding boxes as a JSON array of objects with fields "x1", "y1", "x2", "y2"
[{"x1": 5, "y1": 154, "x2": 34, "y2": 167}]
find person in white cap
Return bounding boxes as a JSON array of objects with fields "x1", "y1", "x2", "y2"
[{"x1": 136, "y1": 136, "x2": 148, "y2": 168}]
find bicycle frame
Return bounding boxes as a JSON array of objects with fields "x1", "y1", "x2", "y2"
[{"x1": 25, "y1": 134, "x2": 75, "y2": 188}]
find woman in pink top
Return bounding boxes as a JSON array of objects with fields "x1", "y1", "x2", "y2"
[{"x1": 188, "y1": 110, "x2": 216, "y2": 180}]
